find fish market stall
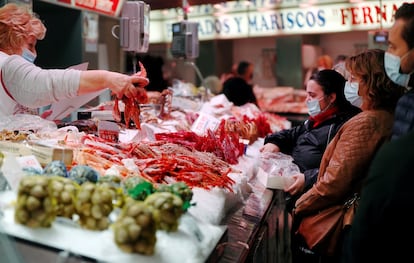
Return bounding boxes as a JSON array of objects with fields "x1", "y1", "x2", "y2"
[{"x1": 0, "y1": 88, "x2": 291, "y2": 262}]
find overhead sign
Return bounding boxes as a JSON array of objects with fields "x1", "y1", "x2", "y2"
[
  {"x1": 40, "y1": 0, "x2": 126, "y2": 17},
  {"x1": 149, "y1": 0, "x2": 406, "y2": 43}
]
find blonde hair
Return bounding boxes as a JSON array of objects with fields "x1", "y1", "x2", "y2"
[{"x1": 0, "y1": 3, "x2": 46, "y2": 54}]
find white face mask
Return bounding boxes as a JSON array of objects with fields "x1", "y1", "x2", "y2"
[
  {"x1": 306, "y1": 97, "x2": 324, "y2": 117},
  {"x1": 21, "y1": 48, "x2": 36, "y2": 63},
  {"x1": 384, "y1": 51, "x2": 412, "y2": 87},
  {"x1": 344, "y1": 81, "x2": 362, "y2": 108}
]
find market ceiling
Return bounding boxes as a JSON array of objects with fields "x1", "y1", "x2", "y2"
[{"x1": 145, "y1": 0, "x2": 227, "y2": 10}]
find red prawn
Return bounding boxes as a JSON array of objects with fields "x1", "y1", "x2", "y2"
[{"x1": 113, "y1": 61, "x2": 149, "y2": 129}]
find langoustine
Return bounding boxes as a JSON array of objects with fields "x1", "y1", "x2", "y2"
[{"x1": 113, "y1": 61, "x2": 149, "y2": 129}]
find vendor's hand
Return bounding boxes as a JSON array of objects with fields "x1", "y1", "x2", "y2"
[
  {"x1": 79, "y1": 70, "x2": 149, "y2": 99},
  {"x1": 107, "y1": 72, "x2": 149, "y2": 99},
  {"x1": 284, "y1": 173, "x2": 305, "y2": 196},
  {"x1": 260, "y1": 143, "x2": 281, "y2": 153},
  {"x1": 131, "y1": 75, "x2": 149, "y2": 89}
]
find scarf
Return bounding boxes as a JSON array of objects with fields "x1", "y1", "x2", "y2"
[{"x1": 309, "y1": 106, "x2": 339, "y2": 128}]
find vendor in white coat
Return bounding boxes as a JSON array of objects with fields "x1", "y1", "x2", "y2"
[{"x1": 0, "y1": 3, "x2": 149, "y2": 117}]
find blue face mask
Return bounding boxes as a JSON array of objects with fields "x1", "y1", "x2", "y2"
[
  {"x1": 384, "y1": 51, "x2": 411, "y2": 87},
  {"x1": 21, "y1": 48, "x2": 36, "y2": 63},
  {"x1": 306, "y1": 97, "x2": 324, "y2": 117},
  {"x1": 344, "y1": 81, "x2": 362, "y2": 108}
]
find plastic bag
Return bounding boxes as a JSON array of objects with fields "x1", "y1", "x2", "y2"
[
  {"x1": 0, "y1": 114, "x2": 57, "y2": 134},
  {"x1": 258, "y1": 152, "x2": 300, "y2": 189}
]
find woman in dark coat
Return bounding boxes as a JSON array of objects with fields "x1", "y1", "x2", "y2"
[{"x1": 260, "y1": 69, "x2": 361, "y2": 210}]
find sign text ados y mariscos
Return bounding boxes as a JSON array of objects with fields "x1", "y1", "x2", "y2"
[
  {"x1": 161, "y1": 2, "x2": 402, "y2": 40},
  {"x1": 197, "y1": 10, "x2": 326, "y2": 35}
]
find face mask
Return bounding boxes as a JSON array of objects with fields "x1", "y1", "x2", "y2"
[
  {"x1": 21, "y1": 48, "x2": 36, "y2": 63},
  {"x1": 306, "y1": 97, "x2": 324, "y2": 116},
  {"x1": 384, "y1": 51, "x2": 411, "y2": 87},
  {"x1": 344, "y1": 81, "x2": 362, "y2": 108}
]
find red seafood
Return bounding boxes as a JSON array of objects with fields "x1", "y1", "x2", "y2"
[
  {"x1": 113, "y1": 61, "x2": 149, "y2": 129},
  {"x1": 158, "y1": 88, "x2": 173, "y2": 119}
]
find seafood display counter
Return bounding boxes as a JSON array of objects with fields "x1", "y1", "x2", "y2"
[{"x1": 0, "y1": 93, "x2": 292, "y2": 263}]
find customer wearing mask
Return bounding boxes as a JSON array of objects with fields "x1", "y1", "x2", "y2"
[
  {"x1": 343, "y1": 4, "x2": 414, "y2": 263},
  {"x1": 0, "y1": 3, "x2": 149, "y2": 117},
  {"x1": 385, "y1": 3, "x2": 414, "y2": 139},
  {"x1": 292, "y1": 49, "x2": 405, "y2": 263},
  {"x1": 260, "y1": 69, "x2": 361, "y2": 211},
  {"x1": 222, "y1": 60, "x2": 257, "y2": 106}
]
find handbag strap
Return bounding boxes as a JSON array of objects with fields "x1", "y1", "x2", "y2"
[{"x1": 344, "y1": 193, "x2": 359, "y2": 209}]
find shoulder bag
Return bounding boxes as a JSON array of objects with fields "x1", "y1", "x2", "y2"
[{"x1": 295, "y1": 193, "x2": 359, "y2": 256}]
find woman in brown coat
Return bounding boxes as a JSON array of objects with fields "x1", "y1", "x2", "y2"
[{"x1": 291, "y1": 49, "x2": 405, "y2": 263}]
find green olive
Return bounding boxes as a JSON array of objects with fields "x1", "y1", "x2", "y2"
[
  {"x1": 85, "y1": 217, "x2": 97, "y2": 229},
  {"x1": 101, "y1": 204, "x2": 112, "y2": 215},
  {"x1": 121, "y1": 216, "x2": 135, "y2": 226},
  {"x1": 99, "y1": 190, "x2": 112, "y2": 203},
  {"x1": 64, "y1": 183, "x2": 76, "y2": 192},
  {"x1": 127, "y1": 204, "x2": 143, "y2": 217},
  {"x1": 26, "y1": 196, "x2": 41, "y2": 211},
  {"x1": 43, "y1": 197, "x2": 55, "y2": 212},
  {"x1": 77, "y1": 190, "x2": 91, "y2": 203},
  {"x1": 91, "y1": 204, "x2": 103, "y2": 219},
  {"x1": 80, "y1": 203, "x2": 92, "y2": 216},
  {"x1": 97, "y1": 217, "x2": 110, "y2": 230},
  {"x1": 15, "y1": 209, "x2": 29, "y2": 223},
  {"x1": 117, "y1": 244, "x2": 133, "y2": 253},
  {"x1": 136, "y1": 214, "x2": 151, "y2": 227},
  {"x1": 52, "y1": 181, "x2": 64, "y2": 192},
  {"x1": 60, "y1": 191, "x2": 72, "y2": 203},
  {"x1": 128, "y1": 224, "x2": 142, "y2": 240},
  {"x1": 32, "y1": 209, "x2": 47, "y2": 222},
  {"x1": 91, "y1": 191, "x2": 102, "y2": 204},
  {"x1": 30, "y1": 185, "x2": 46, "y2": 198},
  {"x1": 115, "y1": 226, "x2": 129, "y2": 243}
]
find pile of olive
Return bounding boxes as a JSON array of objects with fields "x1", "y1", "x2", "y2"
[
  {"x1": 14, "y1": 176, "x2": 57, "y2": 228},
  {"x1": 13, "y1": 172, "x2": 192, "y2": 255},
  {"x1": 74, "y1": 182, "x2": 115, "y2": 230},
  {"x1": 113, "y1": 198, "x2": 157, "y2": 255},
  {"x1": 50, "y1": 176, "x2": 78, "y2": 218},
  {"x1": 144, "y1": 192, "x2": 184, "y2": 232}
]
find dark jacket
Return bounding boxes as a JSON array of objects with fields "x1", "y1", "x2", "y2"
[
  {"x1": 342, "y1": 129, "x2": 414, "y2": 263},
  {"x1": 264, "y1": 106, "x2": 361, "y2": 193},
  {"x1": 222, "y1": 77, "x2": 257, "y2": 106},
  {"x1": 391, "y1": 87, "x2": 414, "y2": 140}
]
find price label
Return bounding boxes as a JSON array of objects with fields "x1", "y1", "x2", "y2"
[{"x1": 16, "y1": 155, "x2": 42, "y2": 171}]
